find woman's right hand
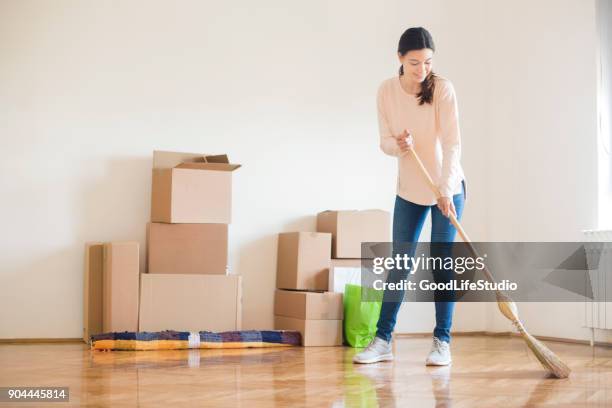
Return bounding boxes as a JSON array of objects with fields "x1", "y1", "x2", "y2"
[{"x1": 394, "y1": 129, "x2": 413, "y2": 154}]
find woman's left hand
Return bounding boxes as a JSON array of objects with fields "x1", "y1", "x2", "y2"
[{"x1": 437, "y1": 197, "x2": 456, "y2": 218}]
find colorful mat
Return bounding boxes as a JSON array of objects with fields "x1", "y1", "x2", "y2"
[{"x1": 91, "y1": 330, "x2": 302, "y2": 351}]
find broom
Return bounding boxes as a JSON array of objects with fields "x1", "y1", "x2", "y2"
[{"x1": 404, "y1": 143, "x2": 571, "y2": 379}]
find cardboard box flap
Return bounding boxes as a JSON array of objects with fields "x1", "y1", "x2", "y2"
[
  {"x1": 154, "y1": 150, "x2": 211, "y2": 169},
  {"x1": 154, "y1": 150, "x2": 240, "y2": 171},
  {"x1": 175, "y1": 162, "x2": 241, "y2": 171},
  {"x1": 204, "y1": 154, "x2": 229, "y2": 163}
]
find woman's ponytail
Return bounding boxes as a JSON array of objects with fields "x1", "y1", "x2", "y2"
[{"x1": 416, "y1": 71, "x2": 436, "y2": 105}]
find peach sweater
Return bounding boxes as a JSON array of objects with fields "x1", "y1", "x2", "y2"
[{"x1": 377, "y1": 75, "x2": 465, "y2": 205}]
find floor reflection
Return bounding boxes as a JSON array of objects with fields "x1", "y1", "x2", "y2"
[
  {"x1": 342, "y1": 362, "x2": 387, "y2": 407},
  {"x1": 341, "y1": 349, "x2": 454, "y2": 408},
  {"x1": 88, "y1": 346, "x2": 286, "y2": 369},
  {"x1": 427, "y1": 366, "x2": 452, "y2": 408},
  {"x1": 1, "y1": 335, "x2": 605, "y2": 407}
]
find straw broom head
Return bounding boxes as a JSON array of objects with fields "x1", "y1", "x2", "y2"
[{"x1": 496, "y1": 291, "x2": 571, "y2": 379}]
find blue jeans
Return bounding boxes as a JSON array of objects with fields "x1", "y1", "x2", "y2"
[{"x1": 375, "y1": 181, "x2": 466, "y2": 343}]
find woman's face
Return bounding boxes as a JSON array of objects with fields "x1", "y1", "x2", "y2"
[{"x1": 398, "y1": 48, "x2": 434, "y2": 83}]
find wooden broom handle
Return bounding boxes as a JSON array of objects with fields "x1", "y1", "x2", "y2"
[{"x1": 406, "y1": 147, "x2": 496, "y2": 283}]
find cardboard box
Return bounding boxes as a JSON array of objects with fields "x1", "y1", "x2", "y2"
[
  {"x1": 139, "y1": 274, "x2": 242, "y2": 332},
  {"x1": 147, "y1": 222, "x2": 228, "y2": 275},
  {"x1": 103, "y1": 242, "x2": 140, "y2": 333},
  {"x1": 316, "y1": 210, "x2": 390, "y2": 258},
  {"x1": 276, "y1": 232, "x2": 331, "y2": 290},
  {"x1": 83, "y1": 242, "x2": 104, "y2": 342},
  {"x1": 274, "y1": 316, "x2": 342, "y2": 346},
  {"x1": 328, "y1": 259, "x2": 362, "y2": 293},
  {"x1": 274, "y1": 290, "x2": 343, "y2": 320},
  {"x1": 150, "y1": 150, "x2": 241, "y2": 224}
]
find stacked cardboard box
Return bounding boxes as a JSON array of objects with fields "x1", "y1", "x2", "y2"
[
  {"x1": 274, "y1": 232, "x2": 343, "y2": 346},
  {"x1": 274, "y1": 210, "x2": 390, "y2": 346},
  {"x1": 317, "y1": 210, "x2": 390, "y2": 294},
  {"x1": 82, "y1": 150, "x2": 242, "y2": 342},
  {"x1": 139, "y1": 274, "x2": 241, "y2": 332},
  {"x1": 140, "y1": 150, "x2": 242, "y2": 332},
  {"x1": 276, "y1": 232, "x2": 331, "y2": 291},
  {"x1": 274, "y1": 290, "x2": 343, "y2": 347}
]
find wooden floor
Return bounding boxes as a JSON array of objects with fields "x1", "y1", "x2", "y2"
[{"x1": 1, "y1": 335, "x2": 611, "y2": 407}]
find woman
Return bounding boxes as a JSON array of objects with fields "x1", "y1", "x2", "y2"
[{"x1": 354, "y1": 27, "x2": 466, "y2": 365}]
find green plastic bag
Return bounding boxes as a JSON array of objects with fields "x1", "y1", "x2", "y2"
[{"x1": 343, "y1": 284, "x2": 383, "y2": 348}]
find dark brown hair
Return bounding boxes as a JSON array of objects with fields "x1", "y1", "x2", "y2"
[{"x1": 398, "y1": 27, "x2": 436, "y2": 105}]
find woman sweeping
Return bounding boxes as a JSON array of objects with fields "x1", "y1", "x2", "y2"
[{"x1": 354, "y1": 27, "x2": 466, "y2": 365}]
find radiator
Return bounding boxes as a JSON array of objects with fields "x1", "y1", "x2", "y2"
[{"x1": 584, "y1": 230, "x2": 612, "y2": 342}]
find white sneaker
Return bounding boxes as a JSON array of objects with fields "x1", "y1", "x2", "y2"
[
  {"x1": 425, "y1": 337, "x2": 452, "y2": 366},
  {"x1": 353, "y1": 337, "x2": 393, "y2": 364}
]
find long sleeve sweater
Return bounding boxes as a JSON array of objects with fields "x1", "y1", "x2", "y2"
[{"x1": 377, "y1": 74, "x2": 465, "y2": 205}]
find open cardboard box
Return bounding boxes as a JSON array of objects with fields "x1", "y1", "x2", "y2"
[{"x1": 151, "y1": 150, "x2": 241, "y2": 224}]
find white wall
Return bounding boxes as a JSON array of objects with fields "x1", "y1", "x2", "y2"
[
  {"x1": 598, "y1": 0, "x2": 612, "y2": 229},
  {"x1": 479, "y1": 0, "x2": 609, "y2": 342},
  {"x1": 0, "y1": 0, "x2": 604, "y2": 342},
  {"x1": 0, "y1": 0, "x2": 488, "y2": 338}
]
